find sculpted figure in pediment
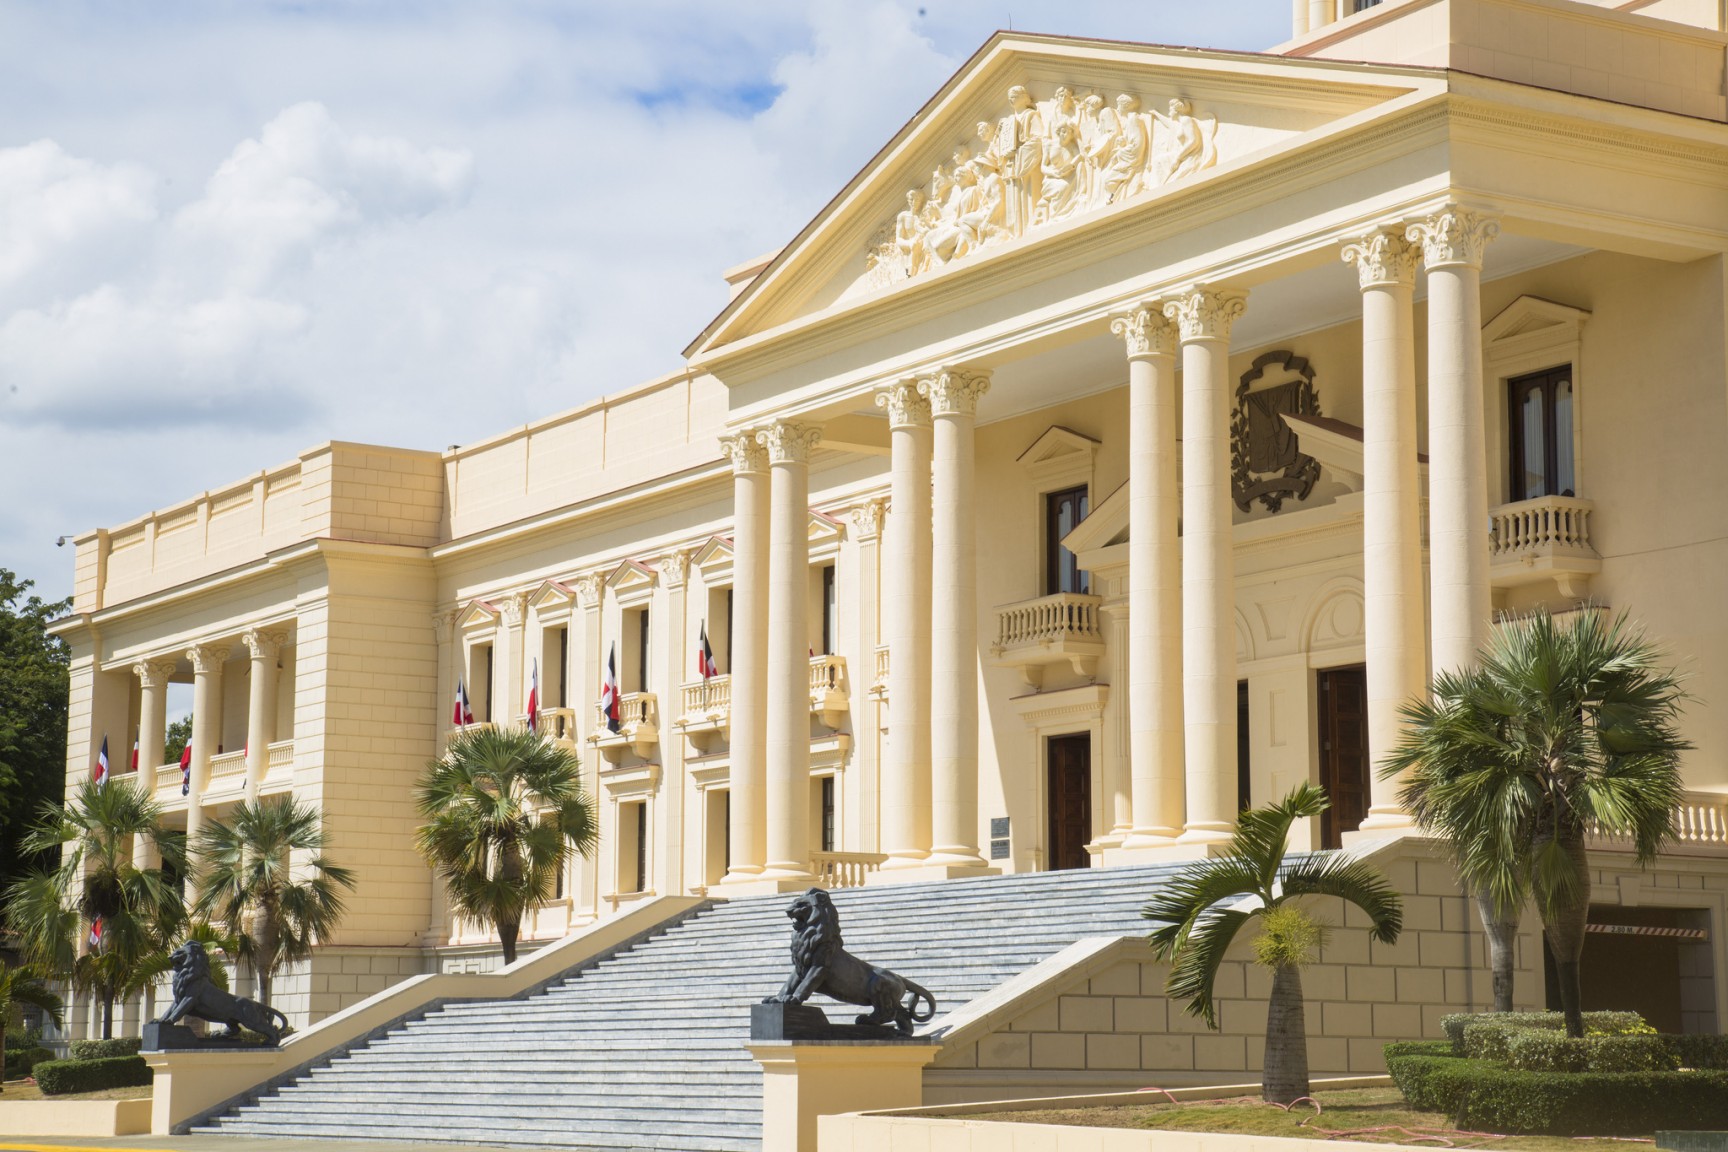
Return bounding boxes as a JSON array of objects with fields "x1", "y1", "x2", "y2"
[
  {"x1": 994, "y1": 85, "x2": 1045, "y2": 234},
  {"x1": 1151, "y1": 97, "x2": 1218, "y2": 184},
  {"x1": 1036, "y1": 122, "x2": 1082, "y2": 224},
  {"x1": 1099, "y1": 94, "x2": 1149, "y2": 204}
]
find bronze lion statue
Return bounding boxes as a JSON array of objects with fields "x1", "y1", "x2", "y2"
[
  {"x1": 764, "y1": 887, "x2": 937, "y2": 1036},
  {"x1": 156, "y1": 940, "x2": 289, "y2": 1045}
]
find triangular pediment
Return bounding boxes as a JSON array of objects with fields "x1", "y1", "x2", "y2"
[
  {"x1": 457, "y1": 599, "x2": 500, "y2": 632},
  {"x1": 605, "y1": 559, "x2": 658, "y2": 596},
  {"x1": 692, "y1": 536, "x2": 735, "y2": 585},
  {"x1": 1065, "y1": 481, "x2": 1127, "y2": 554},
  {"x1": 1018, "y1": 426, "x2": 1099, "y2": 469},
  {"x1": 528, "y1": 579, "x2": 577, "y2": 613},
  {"x1": 1484, "y1": 295, "x2": 1591, "y2": 345},
  {"x1": 688, "y1": 34, "x2": 1435, "y2": 360}
]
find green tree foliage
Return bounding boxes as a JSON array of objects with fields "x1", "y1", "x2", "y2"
[
  {"x1": 1144, "y1": 784, "x2": 1403, "y2": 1103},
  {"x1": 162, "y1": 716, "x2": 192, "y2": 768},
  {"x1": 416, "y1": 726, "x2": 597, "y2": 964},
  {"x1": 0, "y1": 960, "x2": 63, "y2": 1092},
  {"x1": 1384, "y1": 610, "x2": 1688, "y2": 1038},
  {"x1": 0, "y1": 569, "x2": 71, "y2": 894},
  {"x1": 191, "y1": 796, "x2": 355, "y2": 1008}
]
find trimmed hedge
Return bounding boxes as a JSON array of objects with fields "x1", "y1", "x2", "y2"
[
  {"x1": 1504, "y1": 1030, "x2": 1677, "y2": 1073},
  {"x1": 1442, "y1": 1010, "x2": 1650, "y2": 1053},
  {"x1": 1670, "y1": 1033, "x2": 1728, "y2": 1070},
  {"x1": 69, "y1": 1037, "x2": 142, "y2": 1061},
  {"x1": 4, "y1": 1045, "x2": 53, "y2": 1080},
  {"x1": 33, "y1": 1054, "x2": 153, "y2": 1096}
]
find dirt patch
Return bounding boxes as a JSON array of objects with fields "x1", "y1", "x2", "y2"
[{"x1": 0, "y1": 1078, "x2": 152, "y2": 1102}]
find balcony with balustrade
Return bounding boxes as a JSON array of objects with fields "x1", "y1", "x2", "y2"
[
  {"x1": 1589, "y1": 791, "x2": 1728, "y2": 855},
  {"x1": 990, "y1": 591, "x2": 1105, "y2": 687},
  {"x1": 1489, "y1": 494, "x2": 1600, "y2": 599},
  {"x1": 870, "y1": 644, "x2": 889, "y2": 700},
  {"x1": 809, "y1": 851, "x2": 887, "y2": 889},
  {"x1": 590, "y1": 693, "x2": 659, "y2": 763},
  {"x1": 673, "y1": 655, "x2": 850, "y2": 751}
]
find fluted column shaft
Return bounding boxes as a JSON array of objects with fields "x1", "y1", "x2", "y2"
[
  {"x1": 186, "y1": 645, "x2": 229, "y2": 843},
  {"x1": 1345, "y1": 229, "x2": 1425, "y2": 829},
  {"x1": 877, "y1": 382, "x2": 933, "y2": 868},
  {"x1": 1113, "y1": 307, "x2": 1184, "y2": 845},
  {"x1": 760, "y1": 420, "x2": 821, "y2": 880},
  {"x1": 242, "y1": 630, "x2": 283, "y2": 803},
  {"x1": 1410, "y1": 207, "x2": 1500, "y2": 677},
  {"x1": 922, "y1": 369, "x2": 990, "y2": 867},
  {"x1": 720, "y1": 433, "x2": 771, "y2": 883},
  {"x1": 1167, "y1": 289, "x2": 1247, "y2": 842}
]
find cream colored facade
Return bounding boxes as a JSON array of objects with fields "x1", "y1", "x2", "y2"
[{"x1": 50, "y1": 0, "x2": 1728, "y2": 1043}]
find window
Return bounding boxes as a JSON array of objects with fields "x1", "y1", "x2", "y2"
[
  {"x1": 724, "y1": 588, "x2": 734, "y2": 670},
  {"x1": 634, "y1": 803, "x2": 648, "y2": 893},
  {"x1": 821, "y1": 565, "x2": 837, "y2": 656},
  {"x1": 820, "y1": 776, "x2": 835, "y2": 852},
  {"x1": 1508, "y1": 366, "x2": 1575, "y2": 501},
  {"x1": 1044, "y1": 485, "x2": 1090, "y2": 595},
  {"x1": 1350, "y1": 0, "x2": 1381, "y2": 11},
  {"x1": 557, "y1": 627, "x2": 569, "y2": 708},
  {"x1": 637, "y1": 609, "x2": 651, "y2": 693}
]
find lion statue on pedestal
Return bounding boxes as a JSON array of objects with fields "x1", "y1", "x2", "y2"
[
  {"x1": 764, "y1": 887, "x2": 937, "y2": 1036},
  {"x1": 156, "y1": 940, "x2": 289, "y2": 1045}
]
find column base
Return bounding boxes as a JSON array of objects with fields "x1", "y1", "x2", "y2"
[
  {"x1": 1099, "y1": 840, "x2": 1217, "y2": 867},
  {"x1": 875, "y1": 850, "x2": 932, "y2": 871},
  {"x1": 864, "y1": 861, "x2": 998, "y2": 886},
  {"x1": 719, "y1": 875, "x2": 821, "y2": 897},
  {"x1": 1176, "y1": 823, "x2": 1235, "y2": 845},
  {"x1": 1342, "y1": 819, "x2": 1425, "y2": 849},
  {"x1": 719, "y1": 865, "x2": 767, "y2": 887}
]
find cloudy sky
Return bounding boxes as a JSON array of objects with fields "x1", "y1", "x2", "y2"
[{"x1": 0, "y1": 1, "x2": 1290, "y2": 606}]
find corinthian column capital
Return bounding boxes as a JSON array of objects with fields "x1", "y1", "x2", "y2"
[
  {"x1": 573, "y1": 572, "x2": 605, "y2": 609},
  {"x1": 1110, "y1": 305, "x2": 1176, "y2": 360},
  {"x1": 133, "y1": 658, "x2": 178, "y2": 689},
  {"x1": 1163, "y1": 288, "x2": 1247, "y2": 343},
  {"x1": 187, "y1": 644, "x2": 230, "y2": 676},
  {"x1": 874, "y1": 380, "x2": 930, "y2": 429},
  {"x1": 917, "y1": 368, "x2": 991, "y2": 418},
  {"x1": 757, "y1": 421, "x2": 823, "y2": 466},
  {"x1": 242, "y1": 628, "x2": 286, "y2": 662},
  {"x1": 1406, "y1": 206, "x2": 1500, "y2": 270},
  {"x1": 1342, "y1": 227, "x2": 1418, "y2": 289},
  {"x1": 720, "y1": 430, "x2": 769, "y2": 476}
]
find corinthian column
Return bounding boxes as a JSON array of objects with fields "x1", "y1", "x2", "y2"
[
  {"x1": 758, "y1": 420, "x2": 822, "y2": 882},
  {"x1": 242, "y1": 629, "x2": 284, "y2": 803},
  {"x1": 1111, "y1": 305, "x2": 1184, "y2": 847},
  {"x1": 186, "y1": 644, "x2": 230, "y2": 843},
  {"x1": 132, "y1": 659, "x2": 175, "y2": 868},
  {"x1": 920, "y1": 367, "x2": 993, "y2": 871},
  {"x1": 720, "y1": 432, "x2": 770, "y2": 885},
  {"x1": 874, "y1": 381, "x2": 933, "y2": 871},
  {"x1": 1344, "y1": 228, "x2": 1424, "y2": 831},
  {"x1": 1165, "y1": 288, "x2": 1246, "y2": 844},
  {"x1": 1408, "y1": 207, "x2": 1499, "y2": 678}
]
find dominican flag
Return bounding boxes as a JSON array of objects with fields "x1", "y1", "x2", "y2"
[
  {"x1": 88, "y1": 917, "x2": 103, "y2": 953},
  {"x1": 452, "y1": 677, "x2": 474, "y2": 727},
  {"x1": 696, "y1": 622, "x2": 719, "y2": 680},
  {"x1": 180, "y1": 739, "x2": 192, "y2": 796},
  {"x1": 130, "y1": 735, "x2": 139, "y2": 772},
  {"x1": 527, "y1": 659, "x2": 540, "y2": 732},
  {"x1": 93, "y1": 736, "x2": 109, "y2": 789},
  {"x1": 599, "y1": 644, "x2": 621, "y2": 733}
]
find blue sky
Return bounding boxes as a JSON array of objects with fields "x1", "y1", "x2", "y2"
[{"x1": 0, "y1": 1, "x2": 1291, "y2": 607}]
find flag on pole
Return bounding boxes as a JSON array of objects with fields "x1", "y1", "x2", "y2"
[
  {"x1": 88, "y1": 917, "x2": 103, "y2": 953},
  {"x1": 600, "y1": 644, "x2": 621, "y2": 733},
  {"x1": 527, "y1": 658, "x2": 540, "y2": 732},
  {"x1": 696, "y1": 622, "x2": 718, "y2": 680},
  {"x1": 180, "y1": 738, "x2": 192, "y2": 796},
  {"x1": 93, "y1": 736, "x2": 109, "y2": 789},
  {"x1": 452, "y1": 678, "x2": 473, "y2": 727},
  {"x1": 130, "y1": 734, "x2": 139, "y2": 771}
]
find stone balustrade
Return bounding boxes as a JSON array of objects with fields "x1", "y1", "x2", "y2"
[
  {"x1": 681, "y1": 675, "x2": 732, "y2": 720},
  {"x1": 591, "y1": 692, "x2": 659, "y2": 761},
  {"x1": 207, "y1": 750, "x2": 247, "y2": 792},
  {"x1": 1488, "y1": 494, "x2": 1599, "y2": 597},
  {"x1": 809, "y1": 850, "x2": 888, "y2": 889},
  {"x1": 1589, "y1": 791, "x2": 1728, "y2": 853},
  {"x1": 808, "y1": 654, "x2": 848, "y2": 727},
  {"x1": 153, "y1": 762, "x2": 182, "y2": 800},
  {"x1": 533, "y1": 708, "x2": 579, "y2": 744},
  {"x1": 990, "y1": 591, "x2": 1106, "y2": 686},
  {"x1": 870, "y1": 644, "x2": 890, "y2": 699}
]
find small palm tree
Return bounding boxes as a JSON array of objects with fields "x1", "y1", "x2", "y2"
[
  {"x1": 1384, "y1": 609, "x2": 1687, "y2": 1037},
  {"x1": 416, "y1": 726, "x2": 597, "y2": 964},
  {"x1": 1144, "y1": 784, "x2": 1403, "y2": 1103},
  {"x1": 4, "y1": 779, "x2": 185, "y2": 1038},
  {"x1": 191, "y1": 796, "x2": 356, "y2": 1009},
  {"x1": 0, "y1": 960, "x2": 63, "y2": 1092}
]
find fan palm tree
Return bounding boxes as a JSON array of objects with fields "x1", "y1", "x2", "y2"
[
  {"x1": 1384, "y1": 609, "x2": 1687, "y2": 1038},
  {"x1": 3, "y1": 779, "x2": 185, "y2": 1038},
  {"x1": 0, "y1": 960, "x2": 63, "y2": 1091},
  {"x1": 191, "y1": 796, "x2": 356, "y2": 1009},
  {"x1": 1144, "y1": 784, "x2": 1403, "y2": 1103},
  {"x1": 415, "y1": 726, "x2": 597, "y2": 964}
]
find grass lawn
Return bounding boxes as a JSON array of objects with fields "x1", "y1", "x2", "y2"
[
  {"x1": 0, "y1": 1077, "x2": 152, "y2": 1102},
  {"x1": 966, "y1": 1086, "x2": 1655, "y2": 1149}
]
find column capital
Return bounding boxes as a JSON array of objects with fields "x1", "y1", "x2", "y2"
[
  {"x1": 431, "y1": 607, "x2": 462, "y2": 631},
  {"x1": 1163, "y1": 288, "x2": 1247, "y2": 343},
  {"x1": 186, "y1": 644, "x2": 230, "y2": 676},
  {"x1": 133, "y1": 658, "x2": 178, "y2": 689},
  {"x1": 848, "y1": 497, "x2": 887, "y2": 542},
  {"x1": 1109, "y1": 305, "x2": 1177, "y2": 360},
  {"x1": 757, "y1": 421, "x2": 823, "y2": 466},
  {"x1": 1342, "y1": 227, "x2": 1417, "y2": 289},
  {"x1": 573, "y1": 572, "x2": 605, "y2": 609},
  {"x1": 499, "y1": 592, "x2": 528, "y2": 626},
  {"x1": 242, "y1": 628, "x2": 286, "y2": 662},
  {"x1": 720, "y1": 430, "x2": 769, "y2": 475},
  {"x1": 874, "y1": 380, "x2": 931, "y2": 429},
  {"x1": 659, "y1": 549, "x2": 692, "y2": 588},
  {"x1": 1406, "y1": 206, "x2": 1500, "y2": 270},
  {"x1": 917, "y1": 368, "x2": 991, "y2": 418}
]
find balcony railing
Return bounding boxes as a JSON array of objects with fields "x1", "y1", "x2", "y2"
[
  {"x1": 153, "y1": 762, "x2": 182, "y2": 801},
  {"x1": 870, "y1": 645, "x2": 890, "y2": 700},
  {"x1": 810, "y1": 851, "x2": 887, "y2": 889},
  {"x1": 676, "y1": 675, "x2": 731, "y2": 752},
  {"x1": 1589, "y1": 792, "x2": 1728, "y2": 854},
  {"x1": 809, "y1": 655, "x2": 848, "y2": 727},
  {"x1": 1488, "y1": 495, "x2": 1599, "y2": 597},
  {"x1": 532, "y1": 708, "x2": 580, "y2": 745},
  {"x1": 266, "y1": 739, "x2": 294, "y2": 771},
  {"x1": 207, "y1": 750, "x2": 246, "y2": 791},
  {"x1": 591, "y1": 692, "x2": 658, "y2": 762},
  {"x1": 991, "y1": 591, "x2": 1105, "y2": 687}
]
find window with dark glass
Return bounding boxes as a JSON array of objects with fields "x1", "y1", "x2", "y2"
[
  {"x1": 1508, "y1": 365, "x2": 1575, "y2": 501},
  {"x1": 634, "y1": 803, "x2": 648, "y2": 893},
  {"x1": 556, "y1": 626, "x2": 569, "y2": 708},
  {"x1": 482, "y1": 645, "x2": 494, "y2": 722},
  {"x1": 821, "y1": 565, "x2": 837, "y2": 655},
  {"x1": 1044, "y1": 485, "x2": 1090, "y2": 595},
  {"x1": 636, "y1": 608, "x2": 651, "y2": 693},
  {"x1": 724, "y1": 588, "x2": 734, "y2": 671},
  {"x1": 1351, "y1": 0, "x2": 1382, "y2": 11},
  {"x1": 820, "y1": 776, "x2": 835, "y2": 852}
]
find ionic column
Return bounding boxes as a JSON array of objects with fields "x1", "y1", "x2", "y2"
[
  {"x1": 920, "y1": 368, "x2": 992, "y2": 870},
  {"x1": 1111, "y1": 305, "x2": 1184, "y2": 846},
  {"x1": 720, "y1": 433, "x2": 771, "y2": 884},
  {"x1": 1408, "y1": 206, "x2": 1500, "y2": 677},
  {"x1": 185, "y1": 644, "x2": 230, "y2": 843},
  {"x1": 131, "y1": 659, "x2": 175, "y2": 869},
  {"x1": 758, "y1": 420, "x2": 822, "y2": 882},
  {"x1": 1342, "y1": 228, "x2": 1426, "y2": 830},
  {"x1": 1165, "y1": 288, "x2": 1247, "y2": 843},
  {"x1": 875, "y1": 381, "x2": 933, "y2": 869},
  {"x1": 242, "y1": 629, "x2": 284, "y2": 803}
]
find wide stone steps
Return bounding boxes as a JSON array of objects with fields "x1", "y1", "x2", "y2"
[{"x1": 196, "y1": 862, "x2": 1187, "y2": 1149}]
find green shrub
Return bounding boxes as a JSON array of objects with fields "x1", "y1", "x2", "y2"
[
  {"x1": 3, "y1": 1045, "x2": 53, "y2": 1080},
  {"x1": 1669, "y1": 1034, "x2": 1728, "y2": 1070},
  {"x1": 69, "y1": 1037, "x2": 142, "y2": 1061},
  {"x1": 1383, "y1": 1040, "x2": 1453, "y2": 1062},
  {"x1": 1505, "y1": 1030, "x2": 1677, "y2": 1073},
  {"x1": 1443, "y1": 1010, "x2": 1651, "y2": 1054},
  {"x1": 32, "y1": 1054, "x2": 153, "y2": 1095}
]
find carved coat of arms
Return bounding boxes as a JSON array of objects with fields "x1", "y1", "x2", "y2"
[{"x1": 1231, "y1": 351, "x2": 1321, "y2": 514}]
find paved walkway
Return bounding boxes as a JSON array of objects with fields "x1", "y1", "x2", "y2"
[{"x1": 2, "y1": 1140, "x2": 532, "y2": 1152}]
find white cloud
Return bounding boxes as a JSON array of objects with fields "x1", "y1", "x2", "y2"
[{"x1": 0, "y1": 139, "x2": 156, "y2": 309}]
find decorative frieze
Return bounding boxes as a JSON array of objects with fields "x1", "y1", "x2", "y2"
[
  {"x1": 757, "y1": 422, "x2": 823, "y2": 466},
  {"x1": 1109, "y1": 305, "x2": 1176, "y2": 360},
  {"x1": 1406, "y1": 206, "x2": 1500, "y2": 270},
  {"x1": 1341, "y1": 228, "x2": 1417, "y2": 289},
  {"x1": 874, "y1": 380, "x2": 930, "y2": 429},
  {"x1": 917, "y1": 368, "x2": 992, "y2": 417},
  {"x1": 719, "y1": 431, "x2": 769, "y2": 475},
  {"x1": 1163, "y1": 288, "x2": 1247, "y2": 342}
]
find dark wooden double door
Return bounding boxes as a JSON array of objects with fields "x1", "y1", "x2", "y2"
[
  {"x1": 1317, "y1": 665, "x2": 1369, "y2": 849},
  {"x1": 1047, "y1": 734, "x2": 1092, "y2": 871}
]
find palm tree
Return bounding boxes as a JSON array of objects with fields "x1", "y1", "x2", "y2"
[
  {"x1": 415, "y1": 726, "x2": 597, "y2": 964},
  {"x1": 1144, "y1": 784, "x2": 1403, "y2": 1104},
  {"x1": 0, "y1": 960, "x2": 63, "y2": 1092},
  {"x1": 1384, "y1": 609, "x2": 1687, "y2": 1038},
  {"x1": 191, "y1": 796, "x2": 356, "y2": 1009},
  {"x1": 4, "y1": 779, "x2": 185, "y2": 1038}
]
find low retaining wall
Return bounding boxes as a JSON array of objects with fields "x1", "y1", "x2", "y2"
[{"x1": 0, "y1": 1095, "x2": 152, "y2": 1136}]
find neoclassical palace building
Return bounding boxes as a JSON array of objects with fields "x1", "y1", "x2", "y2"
[{"x1": 51, "y1": 0, "x2": 1728, "y2": 1052}]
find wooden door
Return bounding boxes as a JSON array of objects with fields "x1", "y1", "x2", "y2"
[
  {"x1": 1047, "y1": 734, "x2": 1092, "y2": 871},
  {"x1": 1317, "y1": 665, "x2": 1369, "y2": 849}
]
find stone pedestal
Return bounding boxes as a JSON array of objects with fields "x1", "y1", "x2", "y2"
[
  {"x1": 748, "y1": 1040, "x2": 941, "y2": 1152},
  {"x1": 143, "y1": 1020, "x2": 273, "y2": 1051},
  {"x1": 750, "y1": 1001, "x2": 898, "y2": 1042}
]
